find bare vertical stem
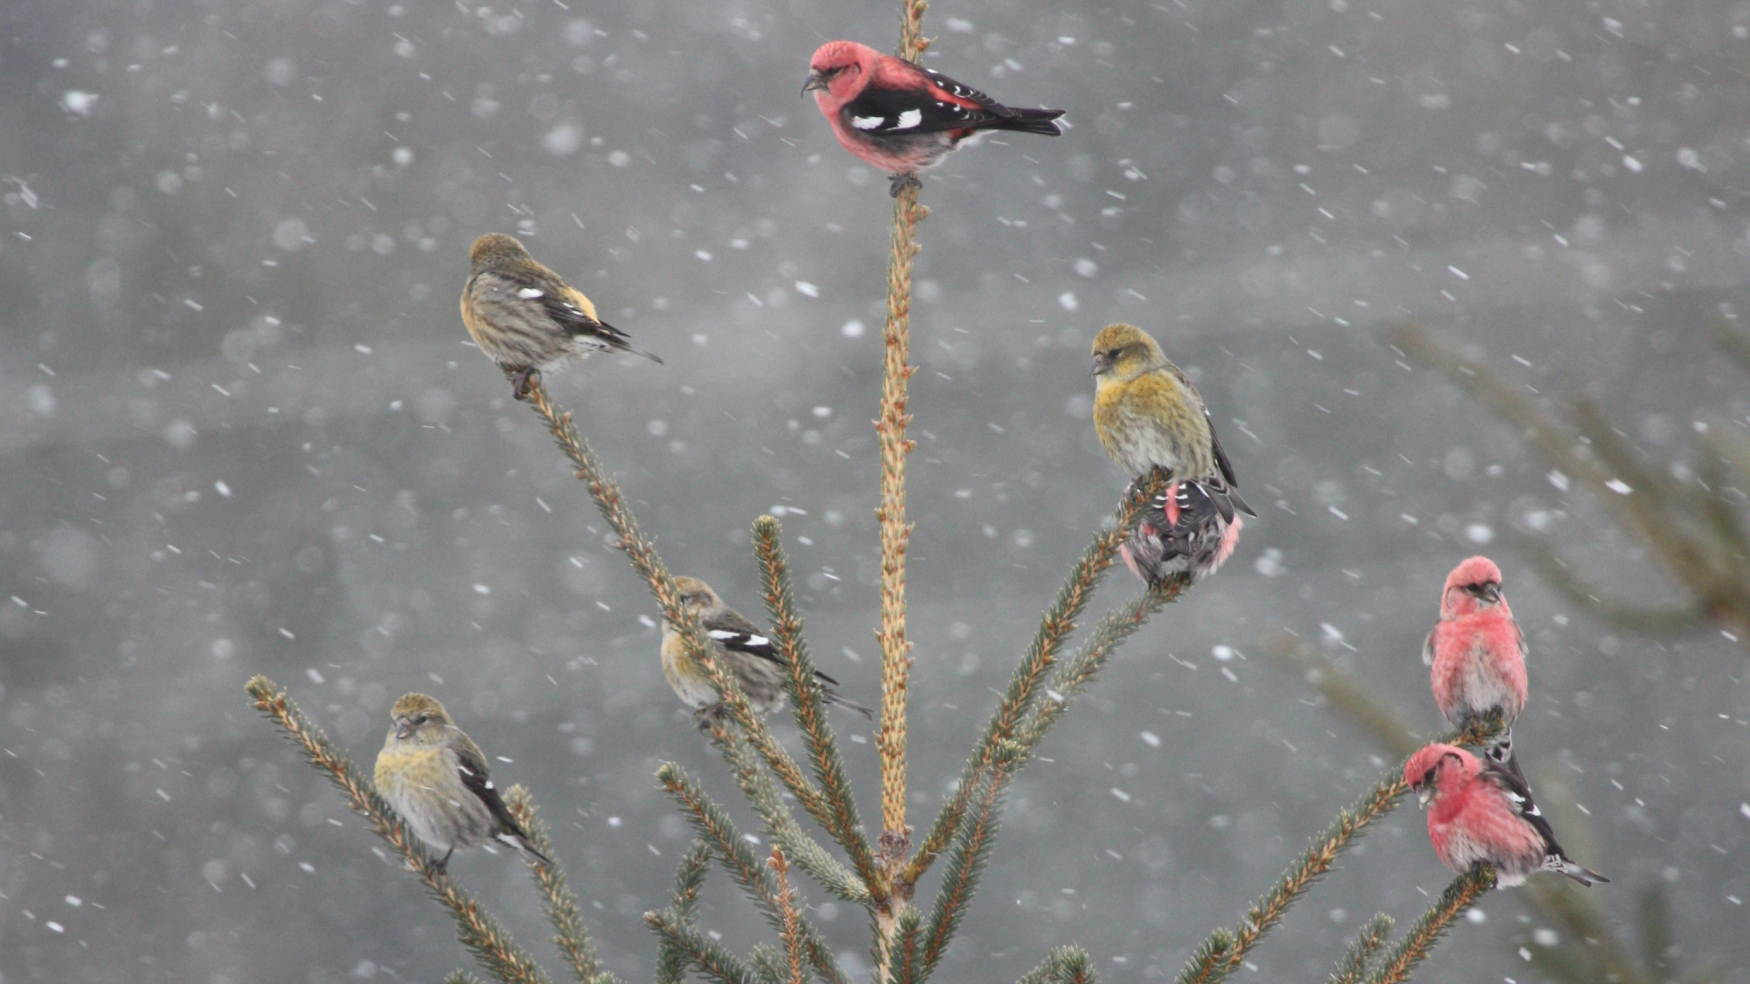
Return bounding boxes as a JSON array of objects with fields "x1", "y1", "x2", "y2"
[
  {"x1": 874, "y1": 7, "x2": 932, "y2": 979},
  {"x1": 877, "y1": 184, "x2": 925, "y2": 862},
  {"x1": 876, "y1": 190, "x2": 924, "y2": 818}
]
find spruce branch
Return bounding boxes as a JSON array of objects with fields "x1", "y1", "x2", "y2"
[
  {"x1": 1173, "y1": 931, "x2": 1234, "y2": 984},
  {"x1": 448, "y1": 972, "x2": 486, "y2": 984},
  {"x1": 1515, "y1": 536, "x2": 1711, "y2": 636},
  {"x1": 1716, "y1": 318, "x2": 1750, "y2": 374},
  {"x1": 244, "y1": 677, "x2": 552, "y2": 984},
  {"x1": 673, "y1": 840, "x2": 712, "y2": 920},
  {"x1": 644, "y1": 909, "x2": 756, "y2": 984},
  {"x1": 905, "y1": 476, "x2": 1162, "y2": 885},
  {"x1": 1019, "y1": 577, "x2": 1186, "y2": 748},
  {"x1": 750, "y1": 945, "x2": 789, "y2": 984},
  {"x1": 710, "y1": 722, "x2": 870, "y2": 905},
  {"x1": 917, "y1": 762, "x2": 1007, "y2": 979},
  {"x1": 1015, "y1": 947, "x2": 1099, "y2": 984},
  {"x1": 1328, "y1": 913, "x2": 1394, "y2": 984},
  {"x1": 1170, "y1": 719, "x2": 1500, "y2": 984},
  {"x1": 1265, "y1": 635, "x2": 1422, "y2": 758},
  {"x1": 767, "y1": 848, "x2": 807, "y2": 984},
  {"x1": 1359, "y1": 866, "x2": 1495, "y2": 984},
  {"x1": 656, "y1": 763, "x2": 851, "y2": 984},
  {"x1": 886, "y1": 907, "x2": 926, "y2": 984},
  {"x1": 751, "y1": 515, "x2": 880, "y2": 888},
  {"x1": 657, "y1": 842, "x2": 714, "y2": 984},
  {"x1": 504, "y1": 787, "x2": 616, "y2": 984}
]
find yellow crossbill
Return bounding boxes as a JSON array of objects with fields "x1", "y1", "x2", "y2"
[
  {"x1": 461, "y1": 233, "x2": 660, "y2": 400},
  {"x1": 1090, "y1": 323, "x2": 1254, "y2": 582},
  {"x1": 660, "y1": 576, "x2": 872, "y2": 725},
  {"x1": 373, "y1": 693, "x2": 550, "y2": 870}
]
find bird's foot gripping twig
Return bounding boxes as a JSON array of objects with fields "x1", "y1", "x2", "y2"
[
  {"x1": 509, "y1": 367, "x2": 541, "y2": 402},
  {"x1": 695, "y1": 703, "x2": 731, "y2": 731},
  {"x1": 888, "y1": 172, "x2": 922, "y2": 197}
]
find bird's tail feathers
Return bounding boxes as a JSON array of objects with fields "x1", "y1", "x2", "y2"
[
  {"x1": 496, "y1": 830, "x2": 553, "y2": 868},
  {"x1": 1486, "y1": 730, "x2": 1524, "y2": 780},
  {"x1": 993, "y1": 107, "x2": 1064, "y2": 136},
  {"x1": 826, "y1": 689, "x2": 875, "y2": 720},
  {"x1": 1554, "y1": 858, "x2": 1608, "y2": 887}
]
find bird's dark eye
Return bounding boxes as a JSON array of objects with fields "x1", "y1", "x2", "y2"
[
  {"x1": 1422, "y1": 768, "x2": 1436, "y2": 785},
  {"x1": 1105, "y1": 348, "x2": 1123, "y2": 360}
]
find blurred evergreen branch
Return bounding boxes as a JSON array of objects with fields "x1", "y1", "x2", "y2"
[
  {"x1": 1388, "y1": 322, "x2": 1750, "y2": 651},
  {"x1": 1266, "y1": 635, "x2": 1422, "y2": 758},
  {"x1": 1716, "y1": 319, "x2": 1750, "y2": 373},
  {"x1": 243, "y1": 677, "x2": 563, "y2": 984}
]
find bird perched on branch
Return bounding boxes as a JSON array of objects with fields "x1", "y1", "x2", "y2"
[
  {"x1": 373, "y1": 693, "x2": 550, "y2": 871},
  {"x1": 804, "y1": 40, "x2": 1064, "y2": 196},
  {"x1": 461, "y1": 233, "x2": 660, "y2": 401},
  {"x1": 1089, "y1": 323, "x2": 1254, "y2": 584},
  {"x1": 1405, "y1": 743, "x2": 1607, "y2": 887},
  {"x1": 661, "y1": 576, "x2": 872, "y2": 725},
  {"x1": 1424, "y1": 556, "x2": 1528, "y2": 774}
]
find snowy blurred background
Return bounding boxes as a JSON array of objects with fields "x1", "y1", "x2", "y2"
[{"x1": 3, "y1": 0, "x2": 1749, "y2": 981}]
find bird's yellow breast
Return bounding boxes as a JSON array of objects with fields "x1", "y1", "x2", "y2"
[{"x1": 375, "y1": 741, "x2": 448, "y2": 789}]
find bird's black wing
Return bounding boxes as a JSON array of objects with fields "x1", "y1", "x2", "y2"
[
  {"x1": 839, "y1": 83, "x2": 1007, "y2": 136},
  {"x1": 705, "y1": 611, "x2": 788, "y2": 667},
  {"x1": 453, "y1": 738, "x2": 526, "y2": 836},
  {"x1": 1204, "y1": 409, "x2": 1255, "y2": 517},
  {"x1": 704, "y1": 612, "x2": 849, "y2": 686},
  {"x1": 1480, "y1": 759, "x2": 1565, "y2": 856},
  {"x1": 539, "y1": 286, "x2": 635, "y2": 347},
  {"x1": 919, "y1": 67, "x2": 1014, "y2": 116}
]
